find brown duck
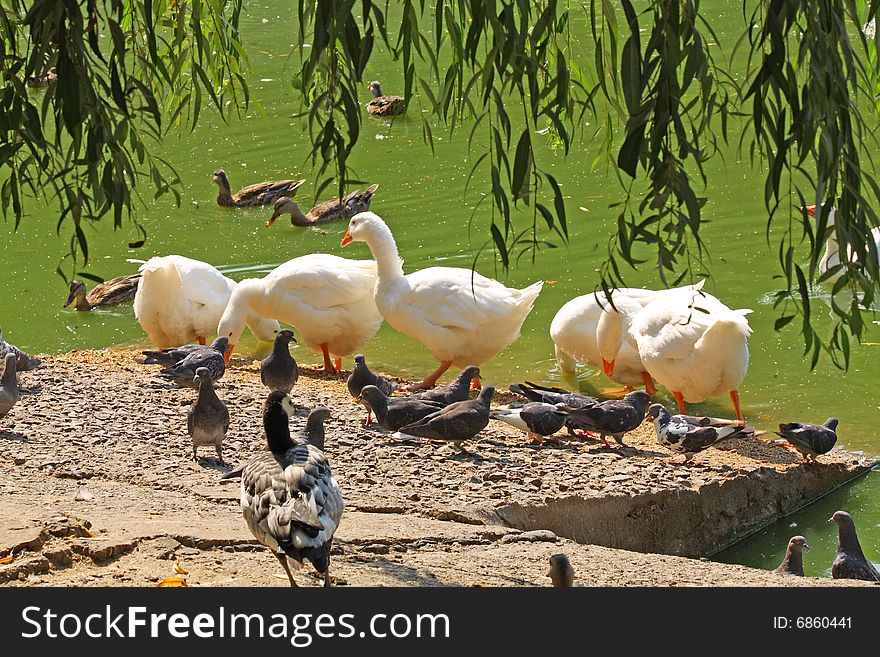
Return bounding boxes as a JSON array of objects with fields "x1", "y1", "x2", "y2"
[
  {"x1": 63, "y1": 275, "x2": 141, "y2": 311},
  {"x1": 266, "y1": 184, "x2": 379, "y2": 227},
  {"x1": 211, "y1": 169, "x2": 305, "y2": 207},
  {"x1": 366, "y1": 81, "x2": 405, "y2": 116}
]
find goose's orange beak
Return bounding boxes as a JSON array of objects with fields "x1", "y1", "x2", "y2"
[
  {"x1": 340, "y1": 228, "x2": 353, "y2": 247},
  {"x1": 224, "y1": 345, "x2": 234, "y2": 365},
  {"x1": 602, "y1": 358, "x2": 615, "y2": 376}
]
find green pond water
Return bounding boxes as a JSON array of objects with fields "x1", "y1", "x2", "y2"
[{"x1": 0, "y1": 4, "x2": 877, "y2": 574}]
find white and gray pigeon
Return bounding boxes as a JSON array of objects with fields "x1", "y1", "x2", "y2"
[
  {"x1": 356, "y1": 384, "x2": 445, "y2": 431},
  {"x1": 828, "y1": 511, "x2": 880, "y2": 582},
  {"x1": 775, "y1": 418, "x2": 838, "y2": 462},
  {"x1": 347, "y1": 354, "x2": 398, "y2": 424},
  {"x1": 0, "y1": 328, "x2": 40, "y2": 371},
  {"x1": 646, "y1": 403, "x2": 756, "y2": 463},
  {"x1": 239, "y1": 392, "x2": 343, "y2": 587},
  {"x1": 407, "y1": 365, "x2": 481, "y2": 405},
  {"x1": 396, "y1": 386, "x2": 495, "y2": 453},
  {"x1": 509, "y1": 382, "x2": 598, "y2": 436},
  {"x1": 774, "y1": 536, "x2": 809, "y2": 577},
  {"x1": 158, "y1": 336, "x2": 228, "y2": 387},
  {"x1": 548, "y1": 553, "x2": 575, "y2": 587},
  {"x1": 557, "y1": 390, "x2": 651, "y2": 448},
  {"x1": 260, "y1": 329, "x2": 299, "y2": 394},
  {"x1": 187, "y1": 367, "x2": 230, "y2": 464},
  {"x1": 0, "y1": 353, "x2": 20, "y2": 424},
  {"x1": 491, "y1": 402, "x2": 568, "y2": 444}
]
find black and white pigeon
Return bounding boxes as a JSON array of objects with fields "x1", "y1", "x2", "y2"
[
  {"x1": 356, "y1": 385, "x2": 446, "y2": 431},
  {"x1": 774, "y1": 536, "x2": 809, "y2": 577},
  {"x1": 1, "y1": 353, "x2": 21, "y2": 424},
  {"x1": 557, "y1": 390, "x2": 651, "y2": 448},
  {"x1": 347, "y1": 354, "x2": 398, "y2": 424},
  {"x1": 396, "y1": 386, "x2": 494, "y2": 452},
  {"x1": 646, "y1": 403, "x2": 756, "y2": 463},
  {"x1": 490, "y1": 402, "x2": 568, "y2": 444},
  {"x1": 407, "y1": 365, "x2": 481, "y2": 405},
  {"x1": 0, "y1": 328, "x2": 40, "y2": 371},
  {"x1": 548, "y1": 553, "x2": 575, "y2": 587},
  {"x1": 187, "y1": 367, "x2": 230, "y2": 464},
  {"x1": 157, "y1": 336, "x2": 228, "y2": 387},
  {"x1": 828, "y1": 511, "x2": 880, "y2": 582},
  {"x1": 260, "y1": 329, "x2": 299, "y2": 394},
  {"x1": 775, "y1": 418, "x2": 838, "y2": 462},
  {"x1": 238, "y1": 393, "x2": 343, "y2": 587}
]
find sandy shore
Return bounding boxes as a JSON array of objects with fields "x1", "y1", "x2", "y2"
[{"x1": 0, "y1": 349, "x2": 875, "y2": 587}]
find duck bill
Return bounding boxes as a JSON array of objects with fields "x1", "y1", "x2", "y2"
[
  {"x1": 63, "y1": 293, "x2": 75, "y2": 308},
  {"x1": 363, "y1": 183, "x2": 379, "y2": 200},
  {"x1": 224, "y1": 345, "x2": 235, "y2": 365},
  {"x1": 340, "y1": 228, "x2": 354, "y2": 247},
  {"x1": 266, "y1": 210, "x2": 282, "y2": 227},
  {"x1": 602, "y1": 358, "x2": 615, "y2": 376}
]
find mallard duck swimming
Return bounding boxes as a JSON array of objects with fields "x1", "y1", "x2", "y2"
[
  {"x1": 211, "y1": 169, "x2": 305, "y2": 208},
  {"x1": 63, "y1": 274, "x2": 140, "y2": 311},
  {"x1": 267, "y1": 184, "x2": 379, "y2": 227},
  {"x1": 366, "y1": 81, "x2": 405, "y2": 116}
]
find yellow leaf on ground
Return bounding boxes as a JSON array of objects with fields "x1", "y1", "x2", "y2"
[
  {"x1": 0, "y1": 555, "x2": 13, "y2": 565},
  {"x1": 156, "y1": 576, "x2": 189, "y2": 587},
  {"x1": 143, "y1": 512, "x2": 165, "y2": 517},
  {"x1": 174, "y1": 563, "x2": 188, "y2": 575}
]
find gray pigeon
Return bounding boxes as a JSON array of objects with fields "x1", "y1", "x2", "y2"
[
  {"x1": 187, "y1": 367, "x2": 230, "y2": 464},
  {"x1": 347, "y1": 354, "x2": 397, "y2": 424},
  {"x1": 490, "y1": 402, "x2": 568, "y2": 444},
  {"x1": 407, "y1": 365, "x2": 481, "y2": 405},
  {"x1": 828, "y1": 511, "x2": 880, "y2": 582},
  {"x1": 158, "y1": 336, "x2": 228, "y2": 387},
  {"x1": 509, "y1": 381, "x2": 598, "y2": 409},
  {"x1": 0, "y1": 328, "x2": 40, "y2": 371},
  {"x1": 548, "y1": 553, "x2": 574, "y2": 587},
  {"x1": 261, "y1": 329, "x2": 299, "y2": 394},
  {"x1": 0, "y1": 353, "x2": 20, "y2": 423},
  {"x1": 646, "y1": 403, "x2": 756, "y2": 463},
  {"x1": 558, "y1": 390, "x2": 651, "y2": 448},
  {"x1": 356, "y1": 385, "x2": 445, "y2": 431},
  {"x1": 397, "y1": 386, "x2": 495, "y2": 452},
  {"x1": 774, "y1": 536, "x2": 809, "y2": 577},
  {"x1": 142, "y1": 343, "x2": 204, "y2": 367},
  {"x1": 775, "y1": 418, "x2": 838, "y2": 462}
]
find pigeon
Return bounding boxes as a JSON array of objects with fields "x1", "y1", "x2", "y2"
[
  {"x1": 490, "y1": 402, "x2": 568, "y2": 444},
  {"x1": 396, "y1": 386, "x2": 495, "y2": 452},
  {"x1": 407, "y1": 365, "x2": 481, "y2": 405},
  {"x1": 0, "y1": 328, "x2": 40, "y2": 371},
  {"x1": 646, "y1": 403, "x2": 756, "y2": 463},
  {"x1": 157, "y1": 336, "x2": 228, "y2": 387},
  {"x1": 260, "y1": 329, "x2": 299, "y2": 394},
  {"x1": 509, "y1": 381, "x2": 598, "y2": 409},
  {"x1": 775, "y1": 418, "x2": 838, "y2": 462},
  {"x1": 347, "y1": 354, "x2": 398, "y2": 424},
  {"x1": 238, "y1": 392, "x2": 343, "y2": 587},
  {"x1": 356, "y1": 385, "x2": 446, "y2": 431},
  {"x1": 557, "y1": 390, "x2": 651, "y2": 448},
  {"x1": 548, "y1": 553, "x2": 575, "y2": 587},
  {"x1": 828, "y1": 511, "x2": 880, "y2": 582},
  {"x1": 774, "y1": 536, "x2": 809, "y2": 577},
  {"x1": 0, "y1": 353, "x2": 20, "y2": 424},
  {"x1": 187, "y1": 367, "x2": 230, "y2": 464},
  {"x1": 142, "y1": 343, "x2": 205, "y2": 367}
]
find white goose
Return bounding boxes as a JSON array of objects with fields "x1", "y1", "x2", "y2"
[
  {"x1": 550, "y1": 282, "x2": 718, "y2": 392},
  {"x1": 806, "y1": 204, "x2": 880, "y2": 280},
  {"x1": 133, "y1": 255, "x2": 279, "y2": 348},
  {"x1": 596, "y1": 288, "x2": 752, "y2": 420},
  {"x1": 341, "y1": 211, "x2": 543, "y2": 389},
  {"x1": 216, "y1": 254, "x2": 382, "y2": 373}
]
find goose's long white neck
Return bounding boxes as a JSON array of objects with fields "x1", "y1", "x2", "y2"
[
  {"x1": 363, "y1": 221, "x2": 405, "y2": 283},
  {"x1": 218, "y1": 282, "x2": 258, "y2": 345}
]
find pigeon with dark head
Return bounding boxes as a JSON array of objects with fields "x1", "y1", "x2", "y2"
[
  {"x1": 347, "y1": 354, "x2": 398, "y2": 424},
  {"x1": 557, "y1": 390, "x2": 651, "y2": 448},
  {"x1": 548, "y1": 553, "x2": 575, "y2": 587},
  {"x1": 828, "y1": 511, "x2": 880, "y2": 582},
  {"x1": 774, "y1": 536, "x2": 809, "y2": 577},
  {"x1": 491, "y1": 402, "x2": 568, "y2": 444},
  {"x1": 261, "y1": 329, "x2": 299, "y2": 394},
  {"x1": 509, "y1": 381, "x2": 598, "y2": 409},
  {"x1": 775, "y1": 418, "x2": 838, "y2": 462},
  {"x1": 407, "y1": 365, "x2": 481, "y2": 405},
  {"x1": 397, "y1": 386, "x2": 495, "y2": 453},
  {"x1": 187, "y1": 367, "x2": 230, "y2": 464},
  {"x1": 157, "y1": 337, "x2": 228, "y2": 387},
  {"x1": 356, "y1": 385, "x2": 445, "y2": 432},
  {"x1": 646, "y1": 403, "x2": 756, "y2": 463}
]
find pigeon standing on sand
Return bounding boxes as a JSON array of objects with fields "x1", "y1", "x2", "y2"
[
  {"x1": 158, "y1": 336, "x2": 228, "y2": 387},
  {"x1": 261, "y1": 329, "x2": 299, "y2": 394},
  {"x1": 509, "y1": 382, "x2": 598, "y2": 409},
  {"x1": 828, "y1": 511, "x2": 880, "y2": 582},
  {"x1": 187, "y1": 367, "x2": 230, "y2": 464},
  {"x1": 142, "y1": 343, "x2": 204, "y2": 367},
  {"x1": 347, "y1": 354, "x2": 398, "y2": 424},
  {"x1": 774, "y1": 536, "x2": 809, "y2": 577},
  {"x1": 407, "y1": 365, "x2": 481, "y2": 404},
  {"x1": 548, "y1": 553, "x2": 575, "y2": 587},
  {"x1": 356, "y1": 385, "x2": 446, "y2": 432},
  {"x1": 775, "y1": 418, "x2": 838, "y2": 462},
  {"x1": 558, "y1": 390, "x2": 651, "y2": 448},
  {"x1": 646, "y1": 403, "x2": 756, "y2": 463},
  {"x1": 490, "y1": 403, "x2": 568, "y2": 444},
  {"x1": 0, "y1": 354, "x2": 20, "y2": 424},
  {"x1": 0, "y1": 329, "x2": 40, "y2": 371},
  {"x1": 397, "y1": 386, "x2": 495, "y2": 453}
]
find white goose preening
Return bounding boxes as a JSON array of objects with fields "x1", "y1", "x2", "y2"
[
  {"x1": 805, "y1": 204, "x2": 880, "y2": 280},
  {"x1": 341, "y1": 211, "x2": 543, "y2": 389},
  {"x1": 596, "y1": 288, "x2": 752, "y2": 420},
  {"x1": 216, "y1": 254, "x2": 382, "y2": 373}
]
